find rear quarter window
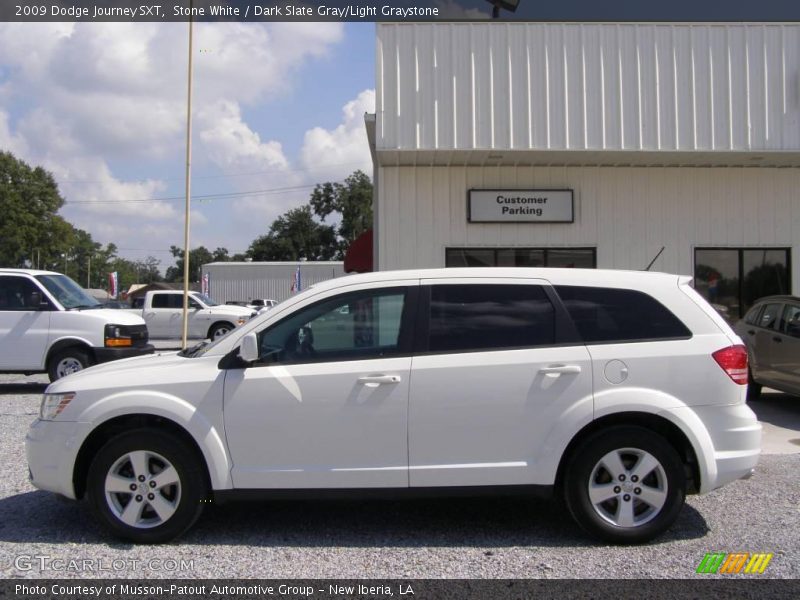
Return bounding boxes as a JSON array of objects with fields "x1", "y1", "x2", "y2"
[{"x1": 554, "y1": 285, "x2": 691, "y2": 343}]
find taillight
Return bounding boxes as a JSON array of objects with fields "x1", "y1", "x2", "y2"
[{"x1": 712, "y1": 345, "x2": 748, "y2": 385}]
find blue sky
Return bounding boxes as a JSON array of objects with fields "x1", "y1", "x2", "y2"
[{"x1": 0, "y1": 22, "x2": 376, "y2": 267}]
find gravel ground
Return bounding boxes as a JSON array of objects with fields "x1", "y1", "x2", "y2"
[{"x1": 0, "y1": 373, "x2": 797, "y2": 579}]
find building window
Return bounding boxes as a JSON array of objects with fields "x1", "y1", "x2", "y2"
[
  {"x1": 694, "y1": 248, "x2": 791, "y2": 320},
  {"x1": 445, "y1": 248, "x2": 596, "y2": 268}
]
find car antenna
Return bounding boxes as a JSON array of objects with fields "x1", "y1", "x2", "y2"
[{"x1": 644, "y1": 246, "x2": 666, "y2": 271}]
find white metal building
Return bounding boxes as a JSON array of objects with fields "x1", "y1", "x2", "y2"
[
  {"x1": 367, "y1": 22, "x2": 800, "y2": 318},
  {"x1": 202, "y1": 262, "x2": 346, "y2": 304}
]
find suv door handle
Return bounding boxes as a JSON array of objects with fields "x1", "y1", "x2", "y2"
[
  {"x1": 539, "y1": 365, "x2": 582, "y2": 375},
  {"x1": 747, "y1": 330, "x2": 755, "y2": 335},
  {"x1": 358, "y1": 375, "x2": 401, "y2": 387},
  {"x1": 773, "y1": 336, "x2": 782, "y2": 343}
]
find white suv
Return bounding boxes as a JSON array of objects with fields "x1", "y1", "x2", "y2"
[{"x1": 26, "y1": 268, "x2": 761, "y2": 544}]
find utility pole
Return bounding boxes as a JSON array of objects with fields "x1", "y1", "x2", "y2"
[{"x1": 180, "y1": 2, "x2": 195, "y2": 350}]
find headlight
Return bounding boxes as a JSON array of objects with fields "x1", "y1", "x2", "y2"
[
  {"x1": 104, "y1": 324, "x2": 132, "y2": 347},
  {"x1": 40, "y1": 392, "x2": 75, "y2": 420}
]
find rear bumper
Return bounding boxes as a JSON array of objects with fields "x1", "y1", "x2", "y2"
[
  {"x1": 93, "y1": 344, "x2": 154, "y2": 364},
  {"x1": 662, "y1": 403, "x2": 761, "y2": 494}
]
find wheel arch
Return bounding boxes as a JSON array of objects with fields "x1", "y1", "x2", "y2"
[
  {"x1": 45, "y1": 338, "x2": 95, "y2": 370},
  {"x1": 207, "y1": 320, "x2": 236, "y2": 339},
  {"x1": 555, "y1": 412, "x2": 702, "y2": 495},
  {"x1": 73, "y1": 414, "x2": 216, "y2": 500}
]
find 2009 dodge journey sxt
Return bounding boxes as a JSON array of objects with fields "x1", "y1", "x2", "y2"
[{"x1": 26, "y1": 268, "x2": 761, "y2": 544}]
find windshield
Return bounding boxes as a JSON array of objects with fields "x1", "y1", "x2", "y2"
[
  {"x1": 193, "y1": 293, "x2": 218, "y2": 307},
  {"x1": 35, "y1": 274, "x2": 101, "y2": 309}
]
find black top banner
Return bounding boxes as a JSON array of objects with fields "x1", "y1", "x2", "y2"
[{"x1": 2, "y1": 0, "x2": 800, "y2": 23}]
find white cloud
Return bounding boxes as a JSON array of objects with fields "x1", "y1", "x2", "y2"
[
  {"x1": 300, "y1": 89, "x2": 375, "y2": 181},
  {"x1": 223, "y1": 89, "x2": 377, "y2": 234},
  {"x1": 0, "y1": 21, "x2": 345, "y2": 264},
  {"x1": 197, "y1": 100, "x2": 289, "y2": 173}
]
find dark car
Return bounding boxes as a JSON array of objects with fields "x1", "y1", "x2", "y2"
[{"x1": 734, "y1": 295, "x2": 800, "y2": 400}]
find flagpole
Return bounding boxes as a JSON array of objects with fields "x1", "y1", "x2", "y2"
[{"x1": 180, "y1": 4, "x2": 195, "y2": 350}]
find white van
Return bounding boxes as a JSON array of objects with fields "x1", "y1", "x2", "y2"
[
  {"x1": 26, "y1": 268, "x2": 760, "y2": 543},
  {"x1": 0, "y1": 269, "x2": 153, "y2": 381}
]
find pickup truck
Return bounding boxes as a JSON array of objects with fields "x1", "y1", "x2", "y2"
[
  {"x1": 0, "y1": 269, "x2": 153, "y2": 381},
  {"x1": 128, "y1": 290, "x2": 254, "y2": 340}
]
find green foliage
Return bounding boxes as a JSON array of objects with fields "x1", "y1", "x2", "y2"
[
  {"x1": 165, "y1": 245, "x2": 230, "y2": 282},
  {"x1": 247, "y1": 206, "x2": 337, "y2": 261},
  {"x1": 309, "y1": 170, "x2": 373, "y2": 257},
  {"x1": 0, "y1": 151, "x2": 69, "y2": 268}
]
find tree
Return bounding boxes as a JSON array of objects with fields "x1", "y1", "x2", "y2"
[
  {"x1": 165, "y1": 245, "x2": 221, "y2": 282},
  {"x1": 0, "y1": 151, "x2": 70, "y2": 268},
  {"x1": 247, "y1": 206, "x2": 337, "y2": 261},
  {"x1": 309, "y1": 170, "x2": 373, "y2": 257}
]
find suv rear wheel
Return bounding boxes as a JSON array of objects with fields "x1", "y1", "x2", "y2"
[
  {"x1": 564, "y1": 426, "x2": 686, "y2": 544},
  {"x1": 87, "y1": 429, "x2": 206, "y2": 543}
]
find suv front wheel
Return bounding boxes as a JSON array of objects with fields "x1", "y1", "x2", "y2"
[
  {"x1": 564, "y1": 426, "x2": 686, "y2": 544},
  {"x1": 87, "y1": 429, "x2": 206, "y2": 543}
]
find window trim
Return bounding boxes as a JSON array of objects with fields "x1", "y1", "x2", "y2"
[
  {"x1": 239, "y1": 285, "x2": 419, "y2": 368},
  {"x1": 414, "y1": 281, "x2": 577, "y2": 356}
]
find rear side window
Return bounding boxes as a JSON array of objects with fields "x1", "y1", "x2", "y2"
[
  {"x1": 554, "y1": 286, "x2": 691, "y2": 343},
  {"x1": 152, "y1": 294, "x2": 182, "y2": 309},
  {"x1": 428, "y1": 284, "x2": 555, "y2": 352}
]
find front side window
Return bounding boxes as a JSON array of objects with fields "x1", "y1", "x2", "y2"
[
  {"x1": 193, "y1": 293, "x2": 218, "y2": 306},
  {"x1": 255, "y1": 288, "x2": 408, "y2": 364},
  {"x1": 34, "y1": 274, "x2": 99, "y2": 309},
  {"x1": 427, "y1": 284, "x2": 555, "y2": 353},
  {"x1": 758, "y1": 303, "x2": 783, "y2": 330},
  {"x1": 744, "y1": 304, "x2": 763, "y2": 326},
  {"x1": 555, "y1": 286, "x2": 691, "y2": 343},
  {"x1": 0, "y1": 276, "x2": 44, "y2": 311},
  {"x1": 780, "y1": 304, "x2": 800, "y2": 338}
]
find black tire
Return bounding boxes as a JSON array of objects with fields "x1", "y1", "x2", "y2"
[
  {"x1": 563, "y1": 426, "x2": 686, "y2": 544},
  {"x1": 208, "y1": 322, "x2": 233, "y2": 340},
  {"x1": 47, "y1": 347, "x2": 92, "y2": 382},
  {"x1": 87, "y1": 428, "x2": 206, "y2": 544},
  {"x1": 747, "y1": 369, "x2": 762, "y2": 402}
]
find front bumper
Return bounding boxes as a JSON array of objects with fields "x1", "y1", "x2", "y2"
[
  {"x1": 93, "y1": 344, "x2": 155, "y2": 364},
  {"x1": 26, "y1": 418, "x2": 90, "y2": 499},
  {"x1": 664, "y1": 403, "x2": 761, "y2": 494}
]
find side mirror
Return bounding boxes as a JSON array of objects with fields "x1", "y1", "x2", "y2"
[
  {"x1": 239, "y1": 332, "x2": 260, "y2": 363},
  {"x1": 29, "y1": 291, "x2": 49, "y2": 311}
]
